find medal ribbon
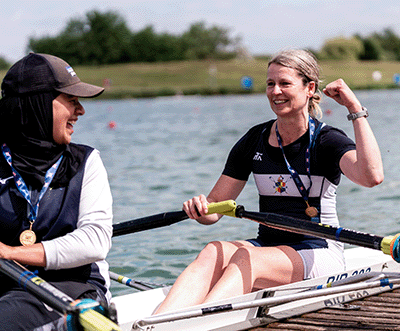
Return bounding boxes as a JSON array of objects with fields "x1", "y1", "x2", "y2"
[
  {"x1": 275, "y1": 116, "x2": 316, "y2": 210},
  {"x1": 1, "y1": 143, "x2": 63, "y2": 223}
]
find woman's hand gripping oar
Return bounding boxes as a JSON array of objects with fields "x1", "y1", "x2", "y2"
[
  {"x1": 110, "y1": 200, "x2": 237, "y2": 291},
  {"x1": 112, "y1": 200, "x2": 237, "y2": 237}
]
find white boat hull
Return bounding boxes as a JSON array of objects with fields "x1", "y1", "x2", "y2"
[{"x1": 112, "y1": 247, "x2": 400, "y2": 331}]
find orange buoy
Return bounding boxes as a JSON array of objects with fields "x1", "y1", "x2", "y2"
[{"x1": 108, "y1": 121, "x2": 117, "y2": 129}]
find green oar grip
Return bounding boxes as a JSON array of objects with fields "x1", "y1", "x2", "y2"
[
  {"x1": 66, "y1": 298, "x2": 121, "y2": 331},
  {"x1": 206, "y1": 200, "x2": 237, "y2": 217},
  {"x1": 79, "y1": 309, "x2": 121, "y2": 331},
  {"x1": 381, "y1": 235, "x2": 394, "y2": 255}
]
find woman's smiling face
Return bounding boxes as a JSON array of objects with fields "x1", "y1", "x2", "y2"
[
  {"x1": 266, "y1": 63, "x2": 315, "y2": 118},
  {"x1": 52, "y1": 93, "x2": 85, "y2": 145}
]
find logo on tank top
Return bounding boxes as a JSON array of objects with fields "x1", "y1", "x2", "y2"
[
  {"x1": 253, "y1": 152, "x2": 263, "y2": 161},
  {"x1": 270, "y1": 175, "x2": 289, "y2": 194}
]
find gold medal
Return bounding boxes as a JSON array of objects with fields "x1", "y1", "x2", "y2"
[
  {"x1": 305, "y1": 202, "x2": 319, "y2": 218},
  {"x1": 20, "y1": 230, "x2": 36, "y2": 246},
  {"x1": 20, "y1": 221, "x2": 36, "y2": 246}
]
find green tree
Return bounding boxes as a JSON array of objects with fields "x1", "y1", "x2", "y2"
[
  {"x1": 130, "y1": 26, "x2": 162, "y2": 62},
  {"x1": 0, "y1": 56, "x2": 10, "y2": 70},
  {"x1": 29, "y1": 10, "x2": 132, "y2": 65},
  {"x1": 371, "y1": 28, "x2": 400, "y2": 60},
  {"x1": 28, "y1": 11, "x2": 238, "y2": 64},
  {"x1": 83, "y1": 11, "x2": 132, "y2": 64},
  {"x1": 319, "y1": 36, "x2": 364, "y2": 60},
  {"x1": 156, "y1": 33, "x2": 185, "y2": 61},
  {"x1": 181, "y1": 22, "x2": 232, "y2": 60},
  {"x1": 358, "y1": 36, "x2": 383, "y2": 60},
  {"x1": 30, "y1": 19, "x2": 88, "y2": 65}
]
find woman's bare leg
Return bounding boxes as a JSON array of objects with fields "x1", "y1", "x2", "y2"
[
  {"x1": 203, "y1": 245, "x2": 304, "y2": 304},
  {"x1": 154, "y1": 240, "x2": 248, "y2": 314}
]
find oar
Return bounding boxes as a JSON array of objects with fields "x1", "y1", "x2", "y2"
[
  {"x1": 135, "y1": 274, "x2": 400, "y2": 327},
  {"x1": 110, "y1": 200, "x2": 237, "y2": 291},
  {"x1": 0, "y1": 259, "x2": 121, "y2": 331},
  {"x1": 112, "y1": 200, "x2": 237, "y2": 237},
  {"x1": 109, "y1": 271, "x2": 155, "y2": 291},
  {"x1": 216, "y1": 202, "x2": 400, "y2": 263}
]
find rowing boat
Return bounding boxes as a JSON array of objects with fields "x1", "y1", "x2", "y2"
[
  {"x1": 1, "y1": 200, "x2": 399, "y2": 330},
  {"x1": 109, "y1": 201, "x2": 400, "y2": 330},
  {"x1": 111, "y1": 246, "x2": 400, "y2": 331}
]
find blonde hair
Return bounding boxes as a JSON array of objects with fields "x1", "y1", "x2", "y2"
[{"x1": 268, "y1": 49, "x2": 322, "y2": 119}]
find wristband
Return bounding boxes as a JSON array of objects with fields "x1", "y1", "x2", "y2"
[{"x1": 347, "y1": 107, "x2": 368, "y2": 121}]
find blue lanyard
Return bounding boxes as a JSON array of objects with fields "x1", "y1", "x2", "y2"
[
  {"x1": 275, "y1": 116, "x2": 316, "y2": 206},
  {"x1": 1, "y1": 143, "x2": 63, "y2": 223}
]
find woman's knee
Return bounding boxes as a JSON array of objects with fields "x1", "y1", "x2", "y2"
[
  {"x1": 230, "y1": 246, "x2": 254, "y2": 262},
  {"x1": 195, "y1": 240, "x2": 238, "y2": 270},
  {"x1": 195, "y1": 241, "x2": 223, "y2": 264}
]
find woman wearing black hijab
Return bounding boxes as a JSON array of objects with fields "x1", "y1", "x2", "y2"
[{"x1": 0, "y1": 53, "x2": 113, "y2": 330}]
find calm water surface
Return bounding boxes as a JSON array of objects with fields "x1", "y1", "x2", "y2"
[{"x1": 74, "y1": 90, "x2": 400, "y2": 296}]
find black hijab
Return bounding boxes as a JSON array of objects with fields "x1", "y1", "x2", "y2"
[{"x1": 0, "y1": 92, "x2": 85, "y2": 189}]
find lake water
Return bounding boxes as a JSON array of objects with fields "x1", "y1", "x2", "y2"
[{"x1": 73, "y1": 89, "x2": 400, "y2": 296}]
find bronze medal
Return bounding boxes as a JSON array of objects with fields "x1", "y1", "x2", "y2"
[
  {"x1": 20, "y1": 229, "x2": 36, "y2": 246},
  {"x1": 305, "y1": 206, "x2": 319, "y2": 218},
  {"x1": 305, "y1": 201, "x2": 319, "y2": 218}
]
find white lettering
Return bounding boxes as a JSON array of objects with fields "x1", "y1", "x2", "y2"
[{"x1": 253, "y1": 152, "x2": 263, "y2": 161}]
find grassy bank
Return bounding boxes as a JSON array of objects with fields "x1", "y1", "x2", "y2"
[{"x1": 1, "y1": 59, "x2": 400, "y2": 99}]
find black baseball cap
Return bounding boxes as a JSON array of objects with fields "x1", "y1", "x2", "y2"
[{"x1": 1, "y1": 53, "x2": 104, "y2": 98}]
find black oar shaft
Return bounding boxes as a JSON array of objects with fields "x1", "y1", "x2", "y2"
[
  {"x1": 237, "y1": 207, "x2": 385, "y2": 251},
  {"x1": 0, "y1": 259, "x2": 122, "y2": 330},
  {"x1": 0, "y1": 259, "x2": 75, "y2": 314},
  {"x1": 113, "y1": 210, "x2": 187, "y2": 237},
  {"x1": 112, "y1": 200, "x2": 238, "y2": 238}
]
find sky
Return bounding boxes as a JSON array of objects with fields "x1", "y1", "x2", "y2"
[{"x1": 2, "y1": 0, "x2": 400, "y2": 63}]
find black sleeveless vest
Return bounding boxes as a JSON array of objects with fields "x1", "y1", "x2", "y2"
[{"x1": 0, "y1": 144, "x2": 107, "y2": 294}]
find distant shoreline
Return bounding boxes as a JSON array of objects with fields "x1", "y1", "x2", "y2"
[
  {"x1": 97, "y1": 84, "x2": 400, "y2": 100},
  {"x1": 1, "y1": 59, "x2": 400, "y2": 99}
]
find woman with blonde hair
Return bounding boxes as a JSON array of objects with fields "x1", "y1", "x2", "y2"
[{"x1": 155, "y1": 49, "x2": 383, "y2": 314}]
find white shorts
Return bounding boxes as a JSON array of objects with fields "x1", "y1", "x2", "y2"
[{"x1": 296, "y1": 239, "x2": 345, "y2": 279}]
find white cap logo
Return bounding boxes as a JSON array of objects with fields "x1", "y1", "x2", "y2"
[{"x1": 65, "y1": 66, "x2": 77, "y2": 77}]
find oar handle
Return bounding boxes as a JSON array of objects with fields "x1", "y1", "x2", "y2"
[
  {"x1": 77, "y1": 308, "x2": 121, "y2": 331},
  {"x1": 206, "y1": 199, "x2": 237, "y2": 216}
]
